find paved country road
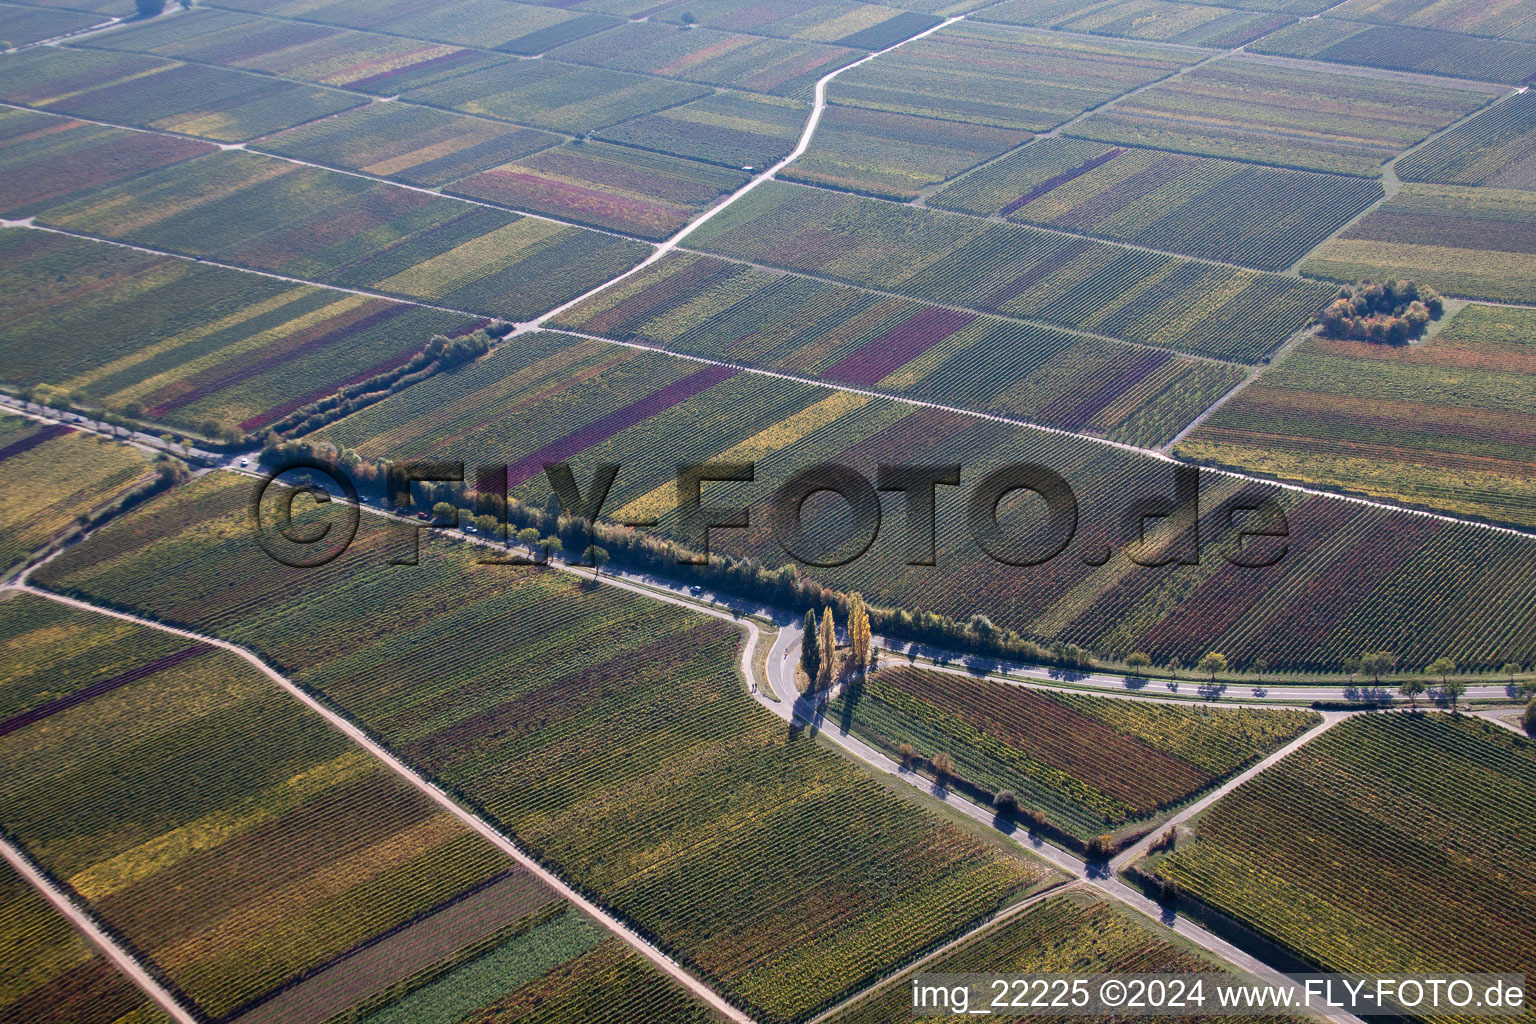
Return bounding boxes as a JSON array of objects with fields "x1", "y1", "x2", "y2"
[{"x1": 761, "y1": 623, "x2": 1365, "y2": 1024}]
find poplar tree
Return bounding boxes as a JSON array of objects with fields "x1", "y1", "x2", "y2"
[
  {"x1": 849, "y1": 594, "x2": 871, "y2": 670},
  {"x1": 817, "y1": 608, "x2": 836, "y2": 691},
  {"x1": 800, "y1": 609, "x2": 820, "y2": 683}
]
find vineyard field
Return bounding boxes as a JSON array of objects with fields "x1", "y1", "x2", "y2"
[
  {"x1": 825, "y1": 888, "x2": 1277, "y2": 1024},
  {"x1": 257, "y1": 101, "x2": 561, "y2": 189},
  {"x1": 0, "y1": 107, "x2": 214, "y2": 220},
  {"x1": 0, "y1": 592, "x2": 721, "y2": 1024},
  {"x1": 449, "y1": 141, "x2": 748, "y2": 240},
  {"x1": 0, "y1": 3, "x2": 102, "y2": 47},
  {"x1": 1143, "y1": 714, "x2": 1536, "y2": 1005},
  {"x1": 0, "y1": 858, "x2": 170, "y2": 1024},
  {"x1": 1070, "y1": 53, "x2": 1503, "y2": 176},
  {"x1": 547, "y1": 21, "x2": 860, "y2": 98},
  {"x1": 1325, "y1": 0, "x2": 1536, "y2": 39},
  {"x1": 404, "y1": 58, "x2": 712, "y2": 133},
  {"x1": 1176, "y1": 303, "x2": 1536, "y2": 529},
  {"x1": 35, "y1": 474, "x2": 1055, "y2": 1024},
  {"x1": 650, "y1": 1, "x2": 945, "y2": 50},
  {"x1": 593, "y1": 90, "x2": 808, "y2": 171},
  {"x1": 305, "y1": 331, "x2": 1536, "y2": 672},
  {"x1": 930, "y1": 137, "x2": 1383, "y2": 270},
  {"x1": 75, "y1": 7, "x2": 518, "y2": 92},
  {"x1": 0, "y1": 417, "x2": 153, "y2": 570},
  {"x1": 205, "y1": 0, "x2": 621, "y2": 54},
  {"x1": 825, "y1": 665, "x2": 1319, "y2": 840},
  {"x1": 1398, "y1": 92, "x2": 1536, "y2": 189},
  {"x1": 825, "y1": 21, "x2": 1202, "y2": 132},
  {"x1": 977, "y1": 0, "x2": 1293, "y2": 48},
  {"x1": 552, "y1": 251, "x2": 1248, "y2": 445},
  {"x1": 1249, "y1": 18, "x2": 1536, "y2": 85},
  {"x1": 1301, "y1": 183, "x2": 1536, "y2": 303},
  {"x1": 0, "y1": 46, "x2": 364, "y2": 143},
  {"x1": 33, "y1": 150, "x2": 651, "y2": 320},
  {"x1": 685, "y1": 180, "x2": 1336, "y2": 362},
  {"x1": 0, "y1": 594, "x2": 519, "y2": 1021},
  {"x1": 780, "y1": 104, "x2": 1030, "y2": 201},
  {"x1": 0, "y1": 229, "x2": 480, "y2": 434}
]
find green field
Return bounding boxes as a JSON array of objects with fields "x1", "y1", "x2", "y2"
[
  {"x1": 1143, "y1": 714, "x2": 1536, "y2": 1011},
  {"x1": 32, "y1": 150, "x2": 652, "y2": 319},
  {"x1": 206, "y1": 0, "x2": 621, "y2": 53},
  {"x1": 552, "y1": 252, "x2": 1249, "y2": 446},
  {"x1": 1301, "y1": 183, "x2": 1536, "y2": 303},
  {"x1": 74, "y1": 7, "x2": 519, "y2": 91},
  {"x1": 404, "y1": 57, "x2": 712, "y2": 133},
  {"x1": 826, "y1": 888, "x2": 1280, "y2": 1024},
  {"x1": 301, "y1": 330, "x2": 1536, "y2": 672},
  {"x1": 256, "y1": 102, "x2": 561, "y2": 188},
  {"x1": 1399, "y1": 92, "x2": 1536, "y2": 189},
  {"x1": 686, "y1": 180, "x2": 1336, "y2": 361},
  {"x1": 1326, "y1": 0, "x2": 1536, "y2": 39},
  {"x1": 650, "y1": 1, "x2": 944, "y2": 49},
  {"x1": 0, "y1": 592, "x2": 721, "y2": 1024},
  {"x1": 826, "y1": 666, "x2": 1318, "y2": 840},
  {"x1": 1176, "y1": 303, "x2": 1536, "y2": 529},
  {"x1": 0, "y1": 107, "x2": 214, "y2": 220},
  {"x1": 977, "y1": 0, "x2": 1293, "y2": 47},
  {"x1": 930, "y1": 137, "x2": 1383, "y2": 270},
  {"x1": 0, "y1": 46, "x2": 364, "y2": 143},
  {"x1": 0, "y1": 230, "x2": 480, "y2": 434},
  {"x1": 547, "y1": 21, "x2": 859, "y2": 97},
  {"x1": 0, "y1": 594, "x2": 518, "y2": 1020},
  {"x1": 0, "y1": 857, "x2": 170, "y2": 1024},
  {"x1": 0, "y1": 417, "x2": 154, "y2": 570},
  {"x1": 36, "y1": 474, "x2": 1056, "y2": 1024},
  {"x1": 592, "y1": 89, "x2": 809, "y2": 170},
  {"x1": 826, "y1": 21, "x2": 1202, "y2": 131},
  {"x1": 1070, "y1": 53, "x2": 1502, "y2": 175},
  {"x1": 449, "y1": 141, "x2": 748, "y2": 240},
  {"x1": 0, "y1": 2, "x2": 104, "y2": 48},
  {"x1": 781, "y1": 104, "x2": 1030, "y2": 200},
  {"x1": 1249, "y1": 18, "x2": 1536, "y2": 84}
]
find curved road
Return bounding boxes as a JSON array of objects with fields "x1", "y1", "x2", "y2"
[{"x1": 763, "y1": 622, "x2": 1365, "y2": 1024}]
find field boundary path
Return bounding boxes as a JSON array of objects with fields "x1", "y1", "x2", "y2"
[
  {"x1": 0, "y1": 834, "x2": 200, "y2": 1024},
  {"x1": 760, "y1": 623, "x2": 1366, "y2": 1024},
  {"x1": 9, "y1": 580, "x2": 755, "y2": 1024},
  {"x1": 9, "y1": 81, "x2": 1536, "y2": 536},
  {"x1": 14, "y1": 476, "x2": 1516, "y2": 1024},
  {"x1": 518, "y1": 11, "x2": 975, "y2": 334}
]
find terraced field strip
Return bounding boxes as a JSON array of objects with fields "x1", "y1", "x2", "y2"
[{"x1": 11, "y1": 582, "x2": 753, "y2": 1024}]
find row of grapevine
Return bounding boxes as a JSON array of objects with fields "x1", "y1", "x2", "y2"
[{"x1": 1145, "y1": 713, "x2": 1536, "y2": 1024}]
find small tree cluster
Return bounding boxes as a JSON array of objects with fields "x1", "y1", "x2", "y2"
[
  {"x1": 1317, "y1": 280, "x2": 1443, "y2": 345},
  {"x1": 265, "y1": 329, "x2": 496, "y2": 438},
  {"x1": 1360, "y1": 650, "x2": 1397, "y2": 683}
]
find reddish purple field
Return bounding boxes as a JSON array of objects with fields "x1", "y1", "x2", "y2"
[
  {"x1": 822, "y1": 307, "x2": 977, "y2": 386},
  {"x1": 506, "y1": 363, "x2": 738, "y2": 485}
]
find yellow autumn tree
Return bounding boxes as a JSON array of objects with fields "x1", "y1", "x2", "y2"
[
  {"x1": 848, "y1": 593, "x2": 871, "y2": 671},
  {"x1": 817, "y1": 607, "x2": 836, "y2": 690}
]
